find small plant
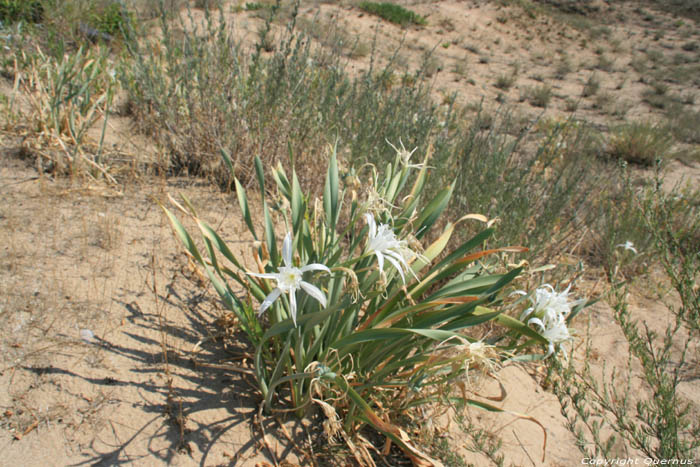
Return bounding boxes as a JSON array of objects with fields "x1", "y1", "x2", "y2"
[
  {"x1": 551, "y1": 176, "x2": 700, "y2": 462},
  {"x1": 527, "y1": 84, "x2": 553, "y2": 108},
  {"x1": 17, "y1": 45, "x2": 116, "y2": 179},
  {"x1": 582, "y1": 74, "x2": 600, "y2": 97},
  {"x1": 681, "y1": 41, "x2": 698, "y2": 52},
  {"x1": 244, "y1": 2, "x2": 270, "y2": 11},
  {"x1": 163, "y1": 142, "x2": 558, "y2": 460},
  {"x1": 606, "y1": 122, "x2": 673, "y2": 166},
  {"x1": 554, "y1": 57, "x2": 573, "y2": 80},
  {"x1": 596, "y1": 54, "x2": 614, "y2": 72},
  {"x1": 0, "y1": 0, "x2": 43, "y2": 24},
  {"x1": 665, "y1": 108, "x2": 700, "y2": 145},
  {"x1": 452, "y1": 60, "x2": 468, "y2": 80},
  {"x1": 358, "y1": 2, "x2": 426, "y2": 26},
  {"x1": 565, "y1": 98, "x2": 578, "y2": 112},
  {"x1": 494, "y1": 72, "x2": 515, "y2": 90},
  {"x1": 91, "y1": 1, "x2": 133, "y2": 39}
]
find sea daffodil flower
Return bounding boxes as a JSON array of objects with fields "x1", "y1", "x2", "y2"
[
  {"x1": 518, "y1": 284, "x2": 580, "y2": 357},
  {"x1": 364, "y1": 213, "x2": 417, "y2": 284},
  {"x1": 616, "y1": 241, "x2": 638, "y2": 254},
  {"x1": 248, "y1": 233, "x2": 330, "y2": 326}
]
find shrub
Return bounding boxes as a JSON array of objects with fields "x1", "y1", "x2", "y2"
[
  {"x1": 606, "y1": 122, "x2": 673, "y2": 166},
  {"x1": 359, "y1": 2, "x2": 427, "y2": 26}
]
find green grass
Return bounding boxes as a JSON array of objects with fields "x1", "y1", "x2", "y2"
[
  {"x1": 359, "y1": 1, "x2": 426, "y2": 26},
  {"x1": 0, "y1": 0, "x2": 43, "y2": 24}
]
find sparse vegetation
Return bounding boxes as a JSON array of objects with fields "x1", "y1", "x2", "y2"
[
  {"x1": 358, "y1": 2, "x2": 427, "y2": 26},
  {"x1": 606, "y1": 122, "x2": 674, "y2": 166},
  {"x1": 0, "y1": 0, "x2": 43, "y2": 24},
  {"x1": 1, "y1": 0, "x2": 699, "y2": 465},
  {"x1": 526, "y1": 83, "x2": 553, "y2": 107},
  {"x1": 582, "y1": 73, "x2": 601, "y2": 97},
  {"x1": 494, "y1": 72, "x2": 516, "y2": 90}
]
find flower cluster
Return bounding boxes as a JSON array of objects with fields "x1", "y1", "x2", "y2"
[
  {"x1": 519, "y1": 284, "x2": 580, "y2": 358},
  {"x1": 364, "y1": 213, "x2": 418, "y2": 284},
  {"x1": 249, "y1": 215, "x2": 421, "y2": 325}
]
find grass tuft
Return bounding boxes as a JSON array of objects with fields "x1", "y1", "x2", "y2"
[
  {"x1": 606, "y1": 122, "x2": 673, "y2": 166},
  {"x1": 359, "y1": 2, "x2": 427, "y2": 26}
]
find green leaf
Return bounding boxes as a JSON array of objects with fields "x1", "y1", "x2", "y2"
[
  {"x1": 261, "y1": 306, "x2": 337, "y2": 342},
  {"x1": 440, "y1": 307, "x2": 502, "y2": 331},
  {"x1": 272, "y1": 162, "x2": 291, "y2": 200},
  {"x1": 291, "y1": 170, "x2": 303, "y2": 233},
  {"x1": 264, "y1": 203, "x2": 278, "y2": 263},
  {"x1": 220, "y1": 148, "x2": 234, "y2": 176},
  {"x1": 196, "y1": 219, "x2": 245, "y2": 271},
  {"x1": 495, "y1": 313, "x2": 548, "y2": 344},
  {"x1": 234, "y1": 177, "x2": 257, "y2": 240},
  {"x1": 324, "y1": 146, "x2": 339, "y2": 231},
  {"x1": 254, "y1": 155, "x2": 265, "y2": 197},
  {"x1": 414, "y1": 181, "x2": 455, "y2": 239},
  {"x1": 333, "y1": 328, "x2": 457, "y2": 352},
  {"x1": 161, "y1": 205, "x2": 205, "y2": 264}
]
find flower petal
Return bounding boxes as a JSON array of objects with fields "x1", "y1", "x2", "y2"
[
  {"x1": 301, "y1": 281, "x2": 327, "y2": 308},
  {"x1": 248, "y1": 272, "x2": 280, "y2": 280},
  {"x1": 258, "y1": 288, "x2": 282, "y2": 316},
  {"x1": 300, "y1": 263, "x2": 331, "y2": 274},
  {"x1": 384, "y1": 254, "x2": 406, "y2": 284},
  {"x1": 282, "y1": 232, "x2": 293, "y2": 267},
  {"x1": 519, "y1": 306, "x2": 534, "y2": 321},
  {"x1": 527, "y1": 317, "x2": 545, "y2": 332},
  {"x1": 375, "y1": 251, "x2": 385, "y2": 274},
  {"x1": 545, "y1": 342, "x2": 555, "y2": 358},
  {"x1": 386, "y1": 250, "x2": 417, "y2": 280},
  {"x1": 289, "y1": 290, "x2": 297, "y2": 326},
  {"x1": 364, "y1": 213, "x2": 376, "y2": 239}
]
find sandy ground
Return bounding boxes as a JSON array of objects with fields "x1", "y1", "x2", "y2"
[{"x1": 1, "y1": 0, "x2": 699, "y2": 465}]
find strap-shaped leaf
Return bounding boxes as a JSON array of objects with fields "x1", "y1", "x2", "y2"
[
  {"x1": 195, "y1": 219, "x2": 245, "y2": 271},
  {"x1": 272, "y1": 161, "x2": 291, "y2": 200},
  {"x1": 263, "y1": 202, "x2": 278, "y2": 263},
  {"x1": 234, "y1": 177, "x2": 257, "y2": 240},
  {"x1": 333, "y1": 328, "x2": 458, "y2": 353},
  {"x1": 323, "y1": 146, "x2": 339, "y2": 231},
  {"x1": 220, "y1": 148, "x2": 234, "y2": 176},
  {"x1": 291, "y1": 170, "x2": 303, "y2": 234},
  {"x1": 254, "y1": 155, "x2": 265, "y2": 198},
  {"x1": 413, "y1": 181, "x2": 455, "y2": 239},
  {"x1": 495, "y1": 313, "x2": 549, "y2": 344}
]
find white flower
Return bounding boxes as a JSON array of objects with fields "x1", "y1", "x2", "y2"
[
  {"x1": 364, "y1": 213, "x2": 417, "y2": 284},
  {"x1": 386, "y1": 138, "x2": 424, "y2": 170},
  {"x1": 616, "y1": 241, "x2": 638, "y2": 254},
  {"x1": 519, "y1": 284, "x2": 579, "y2": 358},
  {"x1": 248, "y1": 233, "x2": 330, "y2": 326}
]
